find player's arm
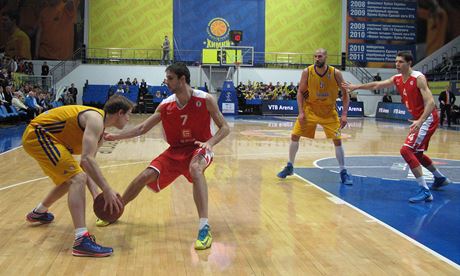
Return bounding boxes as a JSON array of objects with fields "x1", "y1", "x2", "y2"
[
  {"x1": 335, "y1": 69, "x2": 350, "y2": 128},
  {"x1": 80, "y1": 111, "x2": 123, "y2": 213},
  {"x1": 343, "y1": 76, "x2": 395, "y2": 92},
  {"x1": 199, "y1": 94, "x2": 230, "y2": 150},
  {"x1": 105, "y1": 106, "x2": 162, "y2": 141},
  {"x1": 297, "y1": 69, "x2": 309, "y2": 120}
]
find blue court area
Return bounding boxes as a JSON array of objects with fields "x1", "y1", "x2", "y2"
[
  {"x1": 0, "y1": 124, "x2": 26, "y2": 153},
  {"x1": 296, "y1": 155, "x2": 460, "y2": 265}
]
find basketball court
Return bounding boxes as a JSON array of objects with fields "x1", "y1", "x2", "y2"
[{"x1": 0, "y1": 116, "x2": 459, "y2": 274}]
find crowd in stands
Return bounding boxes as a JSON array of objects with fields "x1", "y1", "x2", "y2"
[
  {"x1": 0, "y1": 57, "x2": 69, "y2": 124},
  {"x1": 236, "y1": 81, "x2": 298, "y2": 101}
]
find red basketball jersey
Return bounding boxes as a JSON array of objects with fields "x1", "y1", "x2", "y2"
[
  {"x1": 393, "y1": 70, "x2": 435, "y2": 119},
  {"x1": 159, "y1": 90, "x2": 212, "y2": 148}
]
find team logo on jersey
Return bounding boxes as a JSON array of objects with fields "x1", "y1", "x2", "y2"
[
  {"x1": 410, "y1": 81, "x2": 414, "y2": 86},
  {"x1": 196, "y1": 101, "x2": 202, "y2": 108},
  {"x1": 408, "y1": 133, "x2": 415, "y2": 141},
  {"x1": 320, "y1": 81, "x2": 325, "y2": 89},
  {"x1": 182, "y1": 129, "x2": 192, "y2": 138}
]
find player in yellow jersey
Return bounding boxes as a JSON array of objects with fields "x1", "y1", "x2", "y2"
[
  {"x1": 22, "y1": 95, "x2": 133, "y2": 257},
  {"x1": 277, "y1": 48, "x2": 353, "y2": 185}
]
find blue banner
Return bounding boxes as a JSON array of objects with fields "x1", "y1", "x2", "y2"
[
  {"x1": 173, "y1": 0, "x2": 265, "y2": 63},
  {"x1": 376, "y1": 102, "x2": 412, "y2": 121},
  {"x1": 348, "y1": 43, "x2": 416, "y2": 63},
  {"x1": 260, "y1": 101, "x2": 364, "y2": 116},
  {"x1": 349, "y1": 21, "x2": 416, "y2": 41},
  {"x1": 337, "y1": 101, "x2": 364, "y2": 117},
  {"x1": 348, "y1": 0, "x2": 417, "y2": 19},
  {"x1": 262, "y1": 100, "x2": 298, "y2": 115}
]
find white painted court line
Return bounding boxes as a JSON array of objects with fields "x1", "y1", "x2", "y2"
[
  {"x1": 293, "y1": 173, "x2": 460, "y2": 271},
  {"x1": 0, "y1": 145, "x2": 22, "y2": 156},
  {"x1": 0, "y1": 161, "x2": 148, "y2": 191}
]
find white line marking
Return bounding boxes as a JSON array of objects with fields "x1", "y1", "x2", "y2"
[
  {"x1": 0, "y1": 145, "x2": 22, "y2": 155},
  {"x1": 0, "y1": 161, "x2": 148, "y2": 191},
  {"x1": 293, "y1": 173, "x2": 460, "y2": 270}
]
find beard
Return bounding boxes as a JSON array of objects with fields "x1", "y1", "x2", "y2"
[{"x1": 316, "y1": 61, "x2": 325, "y2": 68}]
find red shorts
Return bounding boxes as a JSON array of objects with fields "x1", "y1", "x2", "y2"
[
  {"x1": 147, "y1": 146, "x2": 213, "y2": 192},
  {"x1": 403, "y1": 113, "x2": 439, "y2": 152}
]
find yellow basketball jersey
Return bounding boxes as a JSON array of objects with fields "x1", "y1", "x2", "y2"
[
  {"x1": 29, "y1": 105, "x2": 104, "y2": 154},
  {"x1": 305, "y1": 65, "x2": 339, "y2": 106}
]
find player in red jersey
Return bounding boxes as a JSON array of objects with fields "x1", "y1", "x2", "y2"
[
  {"x1": 343, "y1": 51, "x2": 451, "y2": 203},
  {"x1": 103, "y1": 63, "x2": 230, "y2": 249}
]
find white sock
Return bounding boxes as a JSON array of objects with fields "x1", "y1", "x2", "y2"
[
  {"x1": 288, "y1": 141, "x2": 299, "y2": 165},
  {"x1": 335, "y1": 145, "x2": 345, "y2": 171},
  {"x1": 35, "y1": 203, "x2": 48, "y2": 213},
  {"x1": 416, "y1": 176, "x2": 428, "y2": 189},
  {"x1": 75, "y1": 227, "x2": 88, "y2": 239},
  {"x1": 432, "y1": 169, "x2": 445, "y2": 178},
  {"x1": 199, "y1": 218, "x2": 208, "y2": 230}
]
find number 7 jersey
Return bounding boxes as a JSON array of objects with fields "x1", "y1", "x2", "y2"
[{"x1": 159, "y1": 89, "x2": 212, "y2": 148}]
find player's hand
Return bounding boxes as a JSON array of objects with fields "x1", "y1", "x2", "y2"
[
  {"x1": 103, "y1": 132, "x2": 117, "y2": 141},
  {"x1": 103, "y1": 189, "x2": 123, "y2": 215},
  {"x1": 408, "y1": 119, "x2": 422, "y2": 133},
  {"x1": 342, "y1": 82, "x2": 356, "y2": 92},
  {"x1": 195, "y1": 140, "x2": 213, "y2": 151},
  {"x1": 340, "y1": 115, "x2": 348, "y2": 129}
]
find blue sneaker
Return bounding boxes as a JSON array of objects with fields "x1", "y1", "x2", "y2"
[
  {"x1": 277, "y1": 162, "x2": 294, "y2": 178},
  {"x1": 72, "y1": 232, "x2": 113, "y2": 257},
  {"x1": 409, "y1": 187, "x2": 433, "y2": 203},
  {"x1": 430, "y1": 176, "x2": 451, "y2": 190},
  {"x1": 340, "y1": 169, "x2": 353, "y2": 185},
  {"x1": 195, "y1": 224, "x2": 212, "y2": 250},
  {"x1": 26, "y1": 210, "x2": 54, "y2": 224}
]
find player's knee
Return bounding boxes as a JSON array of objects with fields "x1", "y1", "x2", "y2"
[
  {"x1": 333, "y1": 139, "x2": 342, "y2": 146},
  {"x1": 400, "y1": 146, "x2": 420, "y2": 169},
  {"x1": 189, "y1": 163, "x2": 204, "y2": 180},
  {"x1": 291, "y1": 134, "x2": 300, "y2": 142},
  {"x1": 417, "y1": 153, "x2": 433, "y2": 167}
]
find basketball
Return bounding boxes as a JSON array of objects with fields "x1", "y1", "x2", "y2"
[{"x1": 93, "y1": 193, "x2": 124, "y2": 223}]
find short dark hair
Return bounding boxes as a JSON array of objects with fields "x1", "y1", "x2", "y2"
[
  {"x1": 104, "y1": 94, "x2": 134, "y2": 114},
  {"x1": 397, "y1": 51, "x2": 414, "y2": 65},
  {"x1": 166, "y1": 62, "x2": 190, "y2": 84}
]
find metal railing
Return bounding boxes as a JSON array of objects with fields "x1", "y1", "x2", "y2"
[
  {"x1": 83, "y1": 47, "x2": 343, "y2": 68},
  {"x1": 49, "y1": 48, "x2": 83, "y2": 90}
]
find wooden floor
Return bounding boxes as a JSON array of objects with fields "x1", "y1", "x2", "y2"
[{"x1": 0, "y1": 115, "x2": 459, "y2": 275}]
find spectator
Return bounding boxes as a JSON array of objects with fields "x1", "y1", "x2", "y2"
[
  {"x1": 117, "y1": 78, "x2": 124, "y2": 85},
  {"x1": 116, "y1": 84, "x2": 124, "y2": 94},
  {"x1": 373, "y1": 73, "x2": 382, "y2": 93},
  {"x1": 161, "y1": 35, "x2": 171, "y2": 65},
  {"x1": 382, "y1": 92, "x2": 393, "y2": 103},
  {"x1": 132, "y1": 78, "x2": 138, "y2": 86},
  {"x1": 68, "y1": 83, "x2": 78, "y2": 103},
  {"x1": 438, "y1": 84, "x2": 456, "y2": 126},
  {"x1": 11, "y1": 91, "x2": 34, "y2": 120},
  {"x1": 125, "y1": 77, "x2": 132, "y2": 86},
  {"x1": 41, "y1": 61, "x2": 49, "y2": 88}
]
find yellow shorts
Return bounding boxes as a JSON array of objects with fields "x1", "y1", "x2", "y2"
[
  {"x1": 292, "y1": 106, "x2": 341, "y2": 139},
  {"x1": 22, "y1": 125, "x2": 83, "y2": 185}
]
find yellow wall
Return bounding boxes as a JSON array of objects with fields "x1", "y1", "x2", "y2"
[
  {"x1": 89, "y1": 0, "x2": 173, "y2": 53},
  {"x1": 265, "y1": 0, "x2": 342, "y2": 58}
]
